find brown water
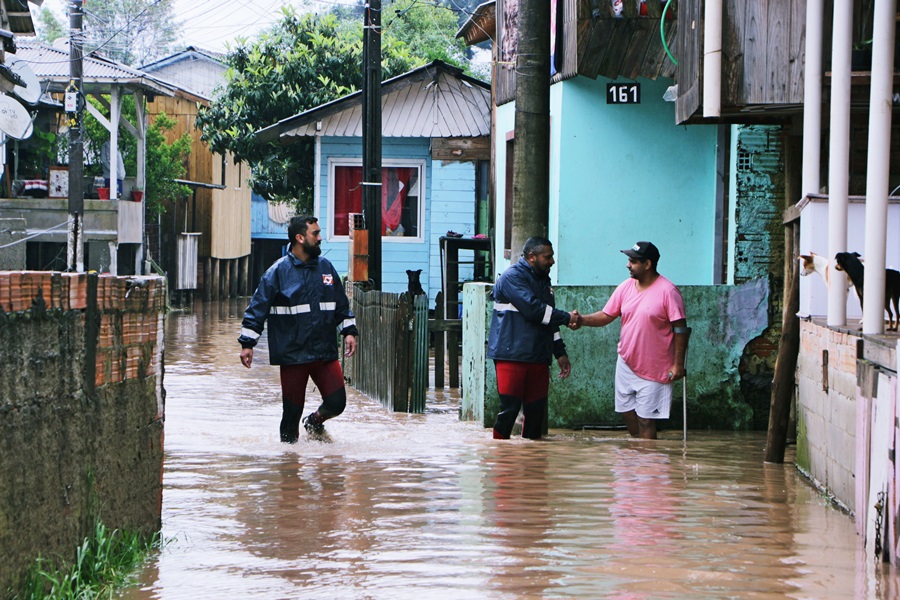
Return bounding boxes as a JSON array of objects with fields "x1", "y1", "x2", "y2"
[{"x1": 120, "y1": 300, "x2": 900, "y2": 599}]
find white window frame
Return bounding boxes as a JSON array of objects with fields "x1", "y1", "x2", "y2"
[{"x1": 327, "y1": 157, "x2": 426, "y2": 243}]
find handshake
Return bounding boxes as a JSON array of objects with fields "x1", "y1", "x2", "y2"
[{"x1": 568, "y1": 310, "x2": 582, "y2": 330}]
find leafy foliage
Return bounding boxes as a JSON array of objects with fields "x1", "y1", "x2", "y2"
[
  {"x1": 144, "y1": 113, "x2": 192, "y2": 219},
  {"x1": 382, "y1": 0, "x2": 470, "y2": 66},
  {"x1": 8, "y1": 520, "x2": 162, "y2": 600},
  {"x1": 83, "y1": 0, "x2": 182, "y2": 66},
  {"x1": 35, "y1": 8, "x2": 66, "y2": 45}
]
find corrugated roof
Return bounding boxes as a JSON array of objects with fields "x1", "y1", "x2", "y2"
[
  {"x1": 258, "y1": 61, "x2": 490, "y2": 143},
  {"x1": 13, "y1": 40, "x2": 177, "y2": 96}
]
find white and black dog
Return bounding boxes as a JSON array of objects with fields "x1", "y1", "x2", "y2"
[{"x1": 834, "y1": 252, "x2": 900, "y2": 331}]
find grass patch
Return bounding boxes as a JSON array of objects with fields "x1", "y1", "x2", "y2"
[{"x1": 8, "y1": 520, "x2": 162, "y2": 600}]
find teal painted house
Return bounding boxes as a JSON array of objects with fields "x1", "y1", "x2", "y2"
[{"x1": 257, "y1": 61, "x2": 491, "y2": 305}]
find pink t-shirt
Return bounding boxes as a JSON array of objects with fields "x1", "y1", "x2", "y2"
[{"x1": 602, "y1": 275, "x2": 686, "y2": 383}]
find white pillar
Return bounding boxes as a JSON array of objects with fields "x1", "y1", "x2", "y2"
[
  {"x1": 109, "y1": 88, "x2": 120, "y2": 200},
  {"x1": 702, "y1": 0, "x2": 722, "y2": 117},
  {"x1": 862, "y1": 0, "x2": 897, "y2": 334},
  {"x1": 826, "y1": 0, "x2": 853, "y2": 327},
  {"x1": 801, "y1": 0, "x2": 823, "y2": 197}
]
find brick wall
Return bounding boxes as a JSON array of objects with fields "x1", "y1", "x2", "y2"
[
  {"x1": 796, "y1": 320, "x2": 860, "y2": 511},
  {"x1": 0, "y1": 271, "x2": 166, "y2": 593}
]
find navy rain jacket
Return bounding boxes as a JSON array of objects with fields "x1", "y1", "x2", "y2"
[
  {"x1": 238, "y1": 253, "x2": 359, "y2": 365},
  {"x1": 487, "y1": 258, "x2": 570, "y2": 364}
]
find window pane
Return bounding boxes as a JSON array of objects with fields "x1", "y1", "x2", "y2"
[
  {"x1": 334, "y1": 165, "x2": 420, "y2": 237},
  {"x1": 334, "y1": 166, "x2": 363, "y2": 236}
]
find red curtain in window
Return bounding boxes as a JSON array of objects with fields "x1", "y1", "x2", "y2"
[
  {"x1": 333, "y1": 166, "x2": 363, "y2": 236},
  {"x1": 382, "y1": 168, "x2": 411, "y2": 234},
  {"x1": 334, "y1": 165, "x2": 413, "y2": 236}
]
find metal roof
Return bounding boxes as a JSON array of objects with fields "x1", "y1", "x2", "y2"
[
  {"x1": 258, "y1": 61, "x2": 490, "y2": 143},
  {"x1": 13, "y1": 40, "x2": 177, "y2": 96}
]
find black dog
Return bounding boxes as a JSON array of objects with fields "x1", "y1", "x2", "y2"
[
  {"x1": 406, "y1": 269, "x2": 425, "y2": 297},
  {"x1": 834, "y1": 252, "x2": 900, "y2": 331}
]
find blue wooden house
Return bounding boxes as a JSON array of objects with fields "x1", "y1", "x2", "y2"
[{"x1": 256, "y1": 61, "x2": 491, "y2": 306}]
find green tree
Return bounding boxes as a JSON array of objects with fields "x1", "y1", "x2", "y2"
[
  {"x1": 144, "y1": 114, "x2": 192, "y2": 219},
  {"x1": 83, "y1": 0, "x2": 182, "y2": 66},
  {"x1": 382, "y1": 0, "x2": 469, "y2": 67},
  {"x1": 197, "y1": 7, "x2": 421, "y2": 207},
  {"x1": 35, "y1": 7, "x2": 66, "y2": 45}
]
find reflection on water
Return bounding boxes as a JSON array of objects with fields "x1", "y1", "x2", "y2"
[{"x1": 119, "y1": 301, "x2": 900, "y2": 599}]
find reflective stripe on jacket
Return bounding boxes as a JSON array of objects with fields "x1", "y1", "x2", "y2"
[
  {"x1": 238, "y1": 253, "x2": 359, "y2": 365},
  {"x1": 487, "y1": 258, "x2": 570, "y2": 364}
]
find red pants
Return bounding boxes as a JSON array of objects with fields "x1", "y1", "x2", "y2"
[
  {"x1": 493, "y1": 360, "x2": 549, "y2": 439},
  {"x1": 279, "y1": 360, "x2": 347, "y2": 442}
]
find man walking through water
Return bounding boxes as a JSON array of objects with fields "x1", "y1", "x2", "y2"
[
  {"x1": 488, "y1": 236, "x2": 578, "y2": 440},
  {"x1": 239, "y1": 215, "x2": 358, "y2": 442},
  {"x1": 570, "y1": 241, "x2": 688, "y2": 439}
]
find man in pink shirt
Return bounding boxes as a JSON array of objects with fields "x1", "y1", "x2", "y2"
[{"x1": 570, "y1": 241, "x2": 689, "y2": 439}]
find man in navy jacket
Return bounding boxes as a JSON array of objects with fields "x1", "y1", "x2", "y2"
[
  {"x1": 239, "y1": 215, "x2": 358, "y2": 442},
  {"x1": 488, "y1": 236, "x2": 577, "y2": 439}
]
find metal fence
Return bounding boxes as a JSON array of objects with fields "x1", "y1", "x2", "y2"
[{"x1": 350, "y1": 287, "x2": 429, "y2": 413}]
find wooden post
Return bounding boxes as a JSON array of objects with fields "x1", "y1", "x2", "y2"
[
  {"x1": 449, "y1": 330, "x2": 460, "y2": 389},
  {"x1": 204, "y1": 257, "x2": 212, "y2": 301},
  {"x1": 211, "y1": 258, "x2": 220, "y2": 300},
  {"x1": 765, "y1": 220, "x2": 801, "y2": 463},
  {"x1": 434, "y1": 292, "x2": 445, "y2": 388},
  {"x1": 240, "y1": 255, "x2": 250, "y2": 296}
]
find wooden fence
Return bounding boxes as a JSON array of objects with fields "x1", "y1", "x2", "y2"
[{"x1": 351, "y1": 288, "x2": 429, "y2": 413}]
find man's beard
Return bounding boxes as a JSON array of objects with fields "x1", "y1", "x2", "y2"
[{"x1": 304, "y1": 241, "x2": 321, "y2": 258}]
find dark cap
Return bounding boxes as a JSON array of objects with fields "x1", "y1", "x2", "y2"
[{"x1": 621, "y1": 241, "x2": 660, "y2": 263}]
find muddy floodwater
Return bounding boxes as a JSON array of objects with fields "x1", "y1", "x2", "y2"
[{"x1": 120, "y1": 301, "x2": 899, "y2": 599}]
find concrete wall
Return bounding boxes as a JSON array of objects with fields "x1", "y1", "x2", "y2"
[
  {"x1": 463, "y1": 279, "x2": 770, "y2": 431},
  {"x1": 0, "y1": 271, "x2": 166, "y2": 593},
  {"x1": 0, "y1": 219, "x2": 26, "y2": 270}
]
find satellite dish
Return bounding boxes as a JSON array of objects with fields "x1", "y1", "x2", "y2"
[
  {"x1": 7, "y1": 57, "x2": 41, "y2": 106},
  {"x1": 0, "y1": 95, "x2": 34, "y2": 140}
]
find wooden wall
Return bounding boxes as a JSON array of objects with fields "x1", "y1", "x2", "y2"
[
  {"x1": 721, "y1": 0, "x2": 806, "y2": 107},
  {"x1": 210, "y1": 152, "x2": 251, "y2": 259},
  {"x1": 677, "y1": 0, "x2": 807, "y2": 122}
]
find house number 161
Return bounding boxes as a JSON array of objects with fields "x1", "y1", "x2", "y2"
[{"x1": 606, "y1": 83, "x2": 641, "y2": 104}]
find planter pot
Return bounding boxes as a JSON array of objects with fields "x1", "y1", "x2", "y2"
[
  {"x1": 131, "y1": 190, "x2": 144, "y2": 202},
  {"x1": 97, "y1": 187, "x2": 110, "y2": 200}
]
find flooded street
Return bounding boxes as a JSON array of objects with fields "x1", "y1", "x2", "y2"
[{"x1": 121, "y1": 301, "x2": 899, "y2": 599}]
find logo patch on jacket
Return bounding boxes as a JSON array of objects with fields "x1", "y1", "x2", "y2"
[{"x1": 322, "y1": 274, "x2": 334, "y2": 286}]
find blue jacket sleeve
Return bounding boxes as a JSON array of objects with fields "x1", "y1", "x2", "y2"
[
  {"x1": 238, "y1": 271, "x2": 276, "y2": 348},
  {"x1": 552, "y1": 325, "x2": 567, "y2": 358},
  {"x1": 503, "y1": 271, "x2": 571, "y2": 328}
]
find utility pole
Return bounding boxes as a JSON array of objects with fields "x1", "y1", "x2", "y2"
[
  {"x1": 362, "y1": 0, "x2": 382, "y2": 289},
  {"x1": 510, "y1": 0, "x2": 551, "y2": 255},
  {"x1": 66, "y1": 0, "x2": 85, "y2": 272}
]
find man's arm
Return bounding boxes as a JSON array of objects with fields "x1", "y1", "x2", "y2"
[
  {"x1": 668, "y1": 318, "x2": 689, "y2": 381},
  {"x1": 570, "y1": 310, "x2": 616, "y2": 329}
]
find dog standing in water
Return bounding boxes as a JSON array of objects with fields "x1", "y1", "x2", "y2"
[{"x1": 834, "y1": 251, "x2": 900, "y2": 331}]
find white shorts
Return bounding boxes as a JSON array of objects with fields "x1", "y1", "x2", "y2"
[{"x1": 615, "y1": 355, "x2": 673, "y2": 419}]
